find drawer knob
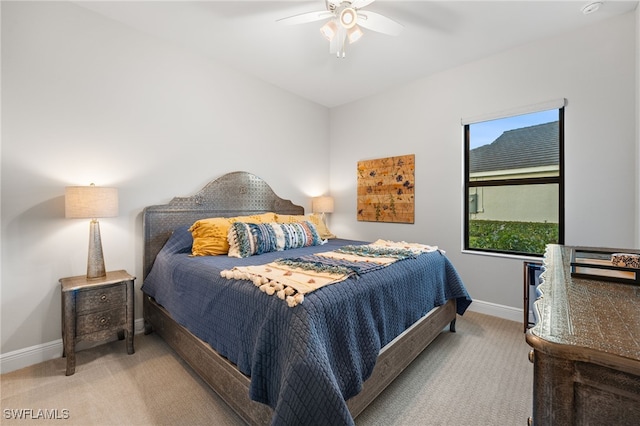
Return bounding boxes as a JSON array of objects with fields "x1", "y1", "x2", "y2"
[
  {"x1": 100, "y1": 317, "x2": 108, "y2": 325},
  {"x1": 100, "y1": 294, "x2": 108, "y2": 301},
  {"x1": 528, "y1": 350, "x2": 535, "y2": 363}
]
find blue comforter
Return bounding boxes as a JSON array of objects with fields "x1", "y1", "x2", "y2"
[{"x1": 142, "y1": 227, "x2": 471, "y2": 425}]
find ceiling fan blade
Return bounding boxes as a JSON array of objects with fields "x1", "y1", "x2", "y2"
[
  {"x1": 357, "y1": 11, "x2": 403, "y2": 36},
  {"x1": 277, "y1": 10, "x2": 333, "y2": 25},
  {"x1": 351, "y1": 0, "x2": 376, "y2": 9}
]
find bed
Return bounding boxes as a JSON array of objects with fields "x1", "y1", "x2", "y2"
[{"x1": 141, "y1": 171, "x2": 471, "y2": 425}]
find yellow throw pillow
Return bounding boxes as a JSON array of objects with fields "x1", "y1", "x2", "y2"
[
  {"x1": 275, "y1": 213, "x2": 336, "y2": 239},
  {"x1": 189, "y1": 217, "x2": 230, "y2": 256},
  {"x1": 230, "y1": 212, "x2": 277, "y2": 224},
  {"x1": 189, "y1": 212, "x2": 277, "y2": 256},
  {"x1": 273, "y1": 214, "x2": 306, "y2": 224}
]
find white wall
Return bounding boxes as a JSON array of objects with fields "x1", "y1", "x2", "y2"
[
  {"x1": 329, "y1": 12, "x2": 638, "y2": 310},
  {"x1": 1, "y1": 2, "x2": 329, "y2": 357}
]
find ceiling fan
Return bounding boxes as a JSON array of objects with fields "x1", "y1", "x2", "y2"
[{"x1": 277, "y1": 0, "x2": 403, "y2": 58}]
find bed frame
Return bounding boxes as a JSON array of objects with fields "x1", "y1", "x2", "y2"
[{"x1": 142, "y1": 171, "x2": 457, "y2": 425}]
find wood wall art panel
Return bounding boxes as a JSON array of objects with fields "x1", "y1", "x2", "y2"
[{"x1": 357, "y1": 154, "x2": 415, "y2": 223}]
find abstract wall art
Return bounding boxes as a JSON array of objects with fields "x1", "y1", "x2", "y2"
[{"x1": 357, "y1": 154, "x2": 415, "y2": 223}]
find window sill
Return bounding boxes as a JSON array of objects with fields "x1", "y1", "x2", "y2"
[{"x1": 461, "y1": 249, "x2": 542, "y2": 262}]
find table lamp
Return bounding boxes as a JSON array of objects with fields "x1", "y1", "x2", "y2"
[
  {"x1": 312, "y1": 196, "x2": 334, "y2": 225},
  {"x1": 65, "y1": 184, "x2": 118, "y2": 279}
]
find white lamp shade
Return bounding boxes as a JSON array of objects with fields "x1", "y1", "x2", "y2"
[
  {"x1": 347, "y1": 25, "x2": 363, "y2": 44},
  {"x1": 339, "y1": 8, "x2": 357, "y2": 29},
  {"x1": 312, "y1": 196, "x2": 334, "y2": 214},
  {"x1": 65, "y1": 185, "x2": 118, "y2": 219},
  {"x1": 320, "y1": 20, "x2": 338, "y2": 41}
]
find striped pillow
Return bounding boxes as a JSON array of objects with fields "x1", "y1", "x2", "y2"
[{"x1": 228, "y1": 221, "x2": 324, "y2": 258}]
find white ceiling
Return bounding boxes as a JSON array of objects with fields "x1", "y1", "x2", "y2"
[{"x1": 75, "y1": 1, "x2": 638, "y2": 108}]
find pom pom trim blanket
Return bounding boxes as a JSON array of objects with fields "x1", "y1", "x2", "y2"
[{"x1": 221, "y1": 239, "x2": 442, "y2": 307}]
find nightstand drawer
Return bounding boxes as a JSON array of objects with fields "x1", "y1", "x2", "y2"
[
  {"x1": 76, "y1": 307, "x2": 126, "y2": 335},
  {"x1": 76, "y1": 285, "x2": 125, "y2": 313}
]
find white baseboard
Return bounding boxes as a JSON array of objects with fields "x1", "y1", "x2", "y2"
[
  {"x1": 0, "y1": 339, "x2": 64, "y2": 375},
  {"x1": 3, "y1": 303, "x2": 523, "y2": 374},
  {"x1": 466, "y1": 299, "x2": 523, "y2": 323},
  {"x1": 1, "y1": 318, "x2": 146, "y2": 374}
]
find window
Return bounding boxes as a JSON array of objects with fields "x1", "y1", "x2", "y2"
[{"x1": 463, "y1": 104, "x2": 564, "y2": 256}]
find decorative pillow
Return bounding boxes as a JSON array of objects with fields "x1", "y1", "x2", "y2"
[
  {"x1": 228, "y1": 221, "x2": 324, "y2": 258},
  {"x1": 279, "y1": 221, "x2": 323, "y2": 250},
  {"x1": 275, "y1": 213, "x2": 336, "y2": 239},
  {"x1": 189, "y1": 212, "x2": 276, "y2": 256}
]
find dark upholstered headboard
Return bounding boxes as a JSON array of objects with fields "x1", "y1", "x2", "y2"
[{"x1": 142, "y1": 171, "x2": 304, "y2": 279}]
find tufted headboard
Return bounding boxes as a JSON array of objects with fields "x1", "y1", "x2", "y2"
[{"x1": 142, "y1": 171, "x2": 304, "y2": 279}]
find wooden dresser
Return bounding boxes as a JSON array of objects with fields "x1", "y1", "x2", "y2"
[{"x1": 526, "y1": 245, "x2": 640, "y2": 425}]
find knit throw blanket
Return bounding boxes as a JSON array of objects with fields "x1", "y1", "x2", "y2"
[{"x1": 220, "y1": 240, "x2": 442, "y2": 307}]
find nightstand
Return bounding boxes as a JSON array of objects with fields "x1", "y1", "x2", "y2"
[{"x1": 60, "y1": 270, "x2": 135, "y2": 375}]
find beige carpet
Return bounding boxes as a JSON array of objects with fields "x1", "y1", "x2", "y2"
[{"x1": 1, "y1": 312, "x2": 532, "y2": 425}]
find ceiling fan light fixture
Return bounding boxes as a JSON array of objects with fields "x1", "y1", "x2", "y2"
[
  {"x1": 278, "y1": 0, "x2": 402, "y2": 59},
  {"x1": 347, "y1": 25, "x2": 363, "y2": 44},
  {"x1": 320, "y1": 20, "x2": 338, "y2": 41},
  {"x1": 339, "y1": 8, "x2": 357, "y2": 29}
]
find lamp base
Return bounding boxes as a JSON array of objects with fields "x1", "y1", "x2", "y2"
[
  {"x1": 87, "y1": 219, "x2": 107, "y2": 279},
  {"x1": 320, "y1": 212, "x2": 329, "y2": 229}
]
